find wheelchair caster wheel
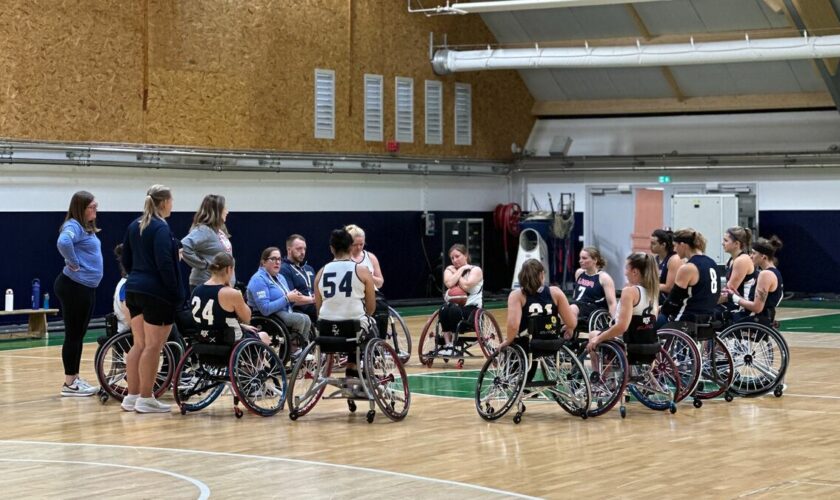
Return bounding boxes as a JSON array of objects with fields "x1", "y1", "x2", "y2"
[
  {"x1": 669, "y1": 402, "x2": 677, "y2": 414},
  {"x1": 234, "y1": 407, "x2": 243, "y2": 419},
  {"x1": 348, "y1": 400, "x2": 357, "y2": 413},
  {"x1": 513, "y1": 413, "x2": 522, "y2": 424},
  {"x1": 366, "y1": 410, "x2": 375, "y2": 423},
  {"x1": 620, "y1": 406, "x2": 626, "y2": 419},
  {"x1": 424, "y1": 360, "x2": 434, "y2": 368},
  {"x1": 456, "y1": 359, "x2": 464, "y2": 369},
  {"x1": 180, "y1": 405, "x2": 187, "y2": 416},
  {"x1": 774, "y1": 385, "x2": 784, "y2": 398},
  {"x1": 520, "y1": 404, "x2": 526, "y2": 414},
  {"x1": 693, "y1": 398, "x2": 702, "y2": 409},
  {"x1": 724, "y1": 392, "x2": 734, "y2": 402},
  {"x1": 98, "y1": 391, "x2": 108, "y2": 404},
  {"x1": 443, "y1": 358, "x2": 449, "y2": 364},
  {"x1": 289, "y1": 410, "x2": 299, "y2": 421},
  {"x1": 580, "y1": 411, "x2": 588, "y2": 420}
]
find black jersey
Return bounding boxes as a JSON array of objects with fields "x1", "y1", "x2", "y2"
[
  {"x1": 726, "y1": 253, "x2": 758, "y2": 299},
  {"x1": 573, "y1": 271, "x2": 606, "y2": 305},
  {"x1": 657, "y1": 252, "x2": 676, "y2": 285},
  {"x1": 519, "y1": 287, "x2": 557, "y2": 334},
  {"x1": 675, "y1": 254, "x2": 721, "y2": 321},
  {"x1": 191, "y1": 284, "x2": 241, "y2": 341},
  {"x1": 749, "y1": 268, "x2": 784, "y2": 321}
]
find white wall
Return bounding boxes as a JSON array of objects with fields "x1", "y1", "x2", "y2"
[
  {"x1": 0, "y1": 164, "x2": 510, "y2": 213},
  {"x1": 526, "y1": 110, "x2": 840, "y2": 157}
]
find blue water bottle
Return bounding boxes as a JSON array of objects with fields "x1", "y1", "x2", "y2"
[
  {"x1": 31, "y1": 279, "x2": 40, "y2": 309},
  {"x1": 43, "y1": 293, "x2": 50, "y2": 309}
]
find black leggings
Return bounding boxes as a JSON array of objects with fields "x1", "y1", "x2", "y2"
[{"x1": 54, "y1": 273, "x2": 96, "y2": 376}]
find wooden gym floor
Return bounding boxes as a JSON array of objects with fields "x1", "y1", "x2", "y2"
[{"x1": 0, "y1": 307, "x2": 838, "y2": 499}]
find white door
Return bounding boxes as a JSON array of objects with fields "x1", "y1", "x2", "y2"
[{"x1": 587, "y1": 189, "x2": 634, "y2": 288}]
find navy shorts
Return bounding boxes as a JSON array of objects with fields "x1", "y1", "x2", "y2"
[{"x1": 126, "y1": 292, "x2": 176, "y2": 326}]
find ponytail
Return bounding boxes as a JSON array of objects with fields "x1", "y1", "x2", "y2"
[
  {"x1": 139, "y1": 184, "x2": 172, "y2": 234},
  {"x1": 627, "y1": 253, "x2": 660, "y2": 308}
]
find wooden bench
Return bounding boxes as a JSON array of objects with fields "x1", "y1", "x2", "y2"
[{"x1": 0, "y1": 309, "x2": 59, "y2": 339}]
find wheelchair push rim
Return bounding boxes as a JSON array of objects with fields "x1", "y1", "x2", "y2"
[
  {"x1": 230, "y1": 339, "x2": 287, "y2": 417},
  {"x1": 475, "y1": 309, "x2": 503, "y2": 358},
  {"x1": 578, "y1": 340, "x2": 628, "y2": 418},
  {"x1": 695, "y1": 336, "x2": 734, "y2": 400},
  {"x1": 627, "y1": 348, "x2": 681, "y2": 411},
  {"x1": 543, "y1": 346, "x2": 592, "y2": 418},
  {"x1": 657, "y1": 328, "x2": 702, "y2": 403},
  {"x1": 96, "y1": 331, "x2": 175, "y2": 402},
  {"x1": 287, "y1": 341, "x2": 334, "y2": 418},
  {"x1": 418, "y1": 310, "x2": 442, "y2": 366},
  {"x1": 173, "y1": 345, "x2": 228, "y2": 414},
  {"x1": 475, "y1": 345, "x2": 527, "y2": 421},
  {"x1": 386, "y1": 306, "x2": 412, "y2": 365},
  {"x1": 719, "y1": 322, "x2": 789, "y2": 397},
  {"x1": 363, "y1": 339, "x2": 410, "y2": 421}
]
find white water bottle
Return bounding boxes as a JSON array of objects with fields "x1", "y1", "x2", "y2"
[{"x1": 4, "y1": 289, "x2": 13, "y2": 312}]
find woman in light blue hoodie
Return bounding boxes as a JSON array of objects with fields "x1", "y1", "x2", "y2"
[{"x1": 55, "y1": 191, "x2": 103, "y2": 397}]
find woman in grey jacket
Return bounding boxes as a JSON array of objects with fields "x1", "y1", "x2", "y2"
[{"x1": 182, "y1": 194, "x2": 234, "y2": 292}]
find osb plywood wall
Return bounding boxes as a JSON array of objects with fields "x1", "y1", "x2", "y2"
[{"x1": 0, "y1": 0, "x2": 534, "y2": 160}]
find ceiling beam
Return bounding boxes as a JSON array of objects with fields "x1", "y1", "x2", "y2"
[
  {"x1": 443, "y1": 0, "x2": 671, "y2": 14},
  {"x1": 532, "y1": 92, "x2": 834, "y2": 116},
  {"x1": 625, "y1": 4, "x2": 685, "y2": 101},
  {"x1": 784, "y1": 0, "x2": 840, "y2": 113}
]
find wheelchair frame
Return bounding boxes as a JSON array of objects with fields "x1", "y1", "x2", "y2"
[{"x1": 417, "y1": 307, "x2": 502, "y2": 368}]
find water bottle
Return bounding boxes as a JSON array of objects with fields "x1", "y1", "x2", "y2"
[
  {"x1": 4, "y1": 289, "x2": 12, "y2": 312},
  {"x1": 31, "y1": 279, "x2": 40, "y2": 310},
  {"x1": 43, "y1": 293, "x2": 50, "y2": 309}
]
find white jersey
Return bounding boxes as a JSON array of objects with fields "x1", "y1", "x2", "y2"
[
  {"x1": 355, "y1": 250, "x2": 374, "y2": 273},
  {"x1": 113, "y1": 277, "x2": 130, "y2": 333},
  {"x1": 463, "y1": 266, "x2": 483, "y2": 308},
  {"x1": 319, "y1": 260, "x2": 367, "y2": 321},
  {"x1": 615, "y1": 285, "x2": 656, "y2": 318}
]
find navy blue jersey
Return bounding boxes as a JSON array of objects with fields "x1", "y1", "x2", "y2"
[
  {"x1": 675, "y1": 254, "x2": 720, "y2": 320},
  {"x1": 573, "y1": 271, "x2": 606, "y2": 305},
  {"x1": 190, "y1": 284, "x2": 239, "y2": 337},
  {"x1": 519, "y1": 287, "x2": 556, "y2": 334},
  {"x1": 726, "y1": 253, "x2": 758, "y2": 298},
  {"x1": 749, "y1": 268, "x2": 784, "y2": 321},
  {"x1": 657, "y1": 252, "x2": 676, "y2": 285}
]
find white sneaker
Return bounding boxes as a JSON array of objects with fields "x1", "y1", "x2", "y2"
[
  {"x1": 134, "y1": 396, "x2": 171, "y2": 413},
  {"x1": 61, "y1": 379, "x2": 98, "y2": 397},
  {"x1": 121, "y1": 394, "x2": 139, "y2": 412},
  {"x1": 439, "y1": 345, "x2": 454, "y2": 357}
]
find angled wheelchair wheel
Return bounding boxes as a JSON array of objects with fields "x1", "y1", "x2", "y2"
[
  {"x1": 173, "y1": 346, "x2": 228, "y2": 414},
  {"x1": 287, "y1": 341, "x2": 334, "y2": 419},
  {"x1": 543, "y1": 346, "x2": 592, "y2": 418},
  {"x1": 96, "y1": 331, "x2": 175, "y2": 402},
  {"x1": 418, "y1": 310, "x2": 442, "y2": 367},
  {"x1": 719, "y1": 322, "x2": 789, "y2": 397},
  {"x1": 578, "y1": 340, "x2": 628, "y2": 417},
  {"x1": 627, "y1": 348, "x2": 680, "y2": 411},
  {"x1": 363, "y1": 338, "x2": 410, "y2": 421},
  {"x1": 475, "y1": 309, "x2": 503, "y2": 358},
  {"x1": 588, "y1": 309, "x2": 611, "y2": 332},
  {"x1": 229, "y1": 339, "x2": 287, "y2": 417},
  {"x1": 657, "y1": 328, "x2": 702, "y2": 402},
  {"x1": 475, "y1": 345, "x2": 527, "y2": 421},
  {"x1": 251, "y1": 315, "x2": 290, "y2": 364},
  {"x1": 386, "y1": 306, "x2": 412, "y2": 365},
  {"x1": 695, "y1": 337, "x2": 734, "y2": 400}
]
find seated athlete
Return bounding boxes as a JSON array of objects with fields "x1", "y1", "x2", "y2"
[
  {"x1": 724, "y1": 235, "x2": 784, "y2": 325},
  {"x1": 439, "y1": 243, "x2": 484, "y2": 355},
  {"x1": 570, "y1": 246, "x2": 617, "y2": 327},
  {"x1": 658, "y1": 228, "x2": 720, "y2": 327}
]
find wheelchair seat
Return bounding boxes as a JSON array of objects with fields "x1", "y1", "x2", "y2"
[{"x1": 315, "y1": 319, "x2": 365, "y2": 353}]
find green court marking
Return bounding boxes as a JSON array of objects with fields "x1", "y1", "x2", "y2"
[
  {"x1": 778, "y1": 313, "x2": 840, "y2": 333},
  {"x1": 0, "y1": 329, "x2": 104, "y2": 352},
  {"x1": 408, "y1": 370, "x2": 480, "y2": 398}
]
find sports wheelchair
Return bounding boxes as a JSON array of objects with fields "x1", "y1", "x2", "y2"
[
  {"x1": 658, "y1": 316, "x2": 735, "y2": 408},
  {"x1": 568, "y1": 329, "x2": 680, "y2": 418},
  {"x1": 718, "y1": 318, "x2": 789, "y2": 398},
  {"x1": 249, "y1": 312, "x2": 316, "y2": 366},
  {"x1": 475, "y1": 315, "x2": 591, "y2": 424},
  {"x1": 382, "y1": 306, "x2": 412, "y2": 364},
  {"x1": 417, "y1": 305, "x2": 502, "y2": 368},
  {"x1": 287, "y1": 318, "x2": 410, "y2": 423},
  {"x1": 173, "y1": 326, "x2": 287, "y2": 418},
  {"x1": 94, "y1": 312, "x2": 185, "y2": 404}
]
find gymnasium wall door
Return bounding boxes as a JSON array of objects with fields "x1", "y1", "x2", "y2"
[
  {"x1": 588, "y1": 190, "x2": 634, "y2": 288},
  {"x1": 632, "y1": 188, "x2": 664, "y2": 253}
]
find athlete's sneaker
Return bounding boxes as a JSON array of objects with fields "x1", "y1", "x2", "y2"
[
  {"x1": 134, "y1": 396, "x2": 171, "y2": 413},
  {"x1": 61, "y1": 379, "x2": 98, "y2": 397},
  {"x1": 75, "y1": 377, "x2": 99, "y2": 392},
  {"x1": 121, "y1": 394, "x2": 139, "y2": 412}
]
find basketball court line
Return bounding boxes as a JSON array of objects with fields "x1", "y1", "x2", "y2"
[
  {"x1": 0, "y1": 458, "x2": 210, "y2": 499},
  {"x1": 0, "y1": 440, "x2": 541, "y2": 500}
]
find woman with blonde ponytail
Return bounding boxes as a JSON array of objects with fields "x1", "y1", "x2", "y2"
[
  {"x1": 588, "y1": 253, "x2": 659, "y2": 351},
  {"x1": 120, "y1": 184, "x2": 184, "y2": 413}
]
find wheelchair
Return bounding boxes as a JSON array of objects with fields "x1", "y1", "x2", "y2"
[
  {"x1": 567, "y1": 328, "x2": 679, "y2": 417},
  {"x1": 417, "y1": 305, "x2": 502, "y2": 368},
  {"x1": 287, "y1": 318, "x2": 410, "y2": 423},
  {"x1": 475, "y1": 315, "x2": 591, "y2": 424},
  {"x1": 658, "y1": 317, "x2": 735, "y2": 408},
  {"x1": 382, "y1": 306, "x2": 411, "y2": 364},
  {"x1": 173, "y1": 327, "x2": 287, "y2": 418},
  {"x1": 249, "y1": 313, "x2": 293, "y2": 363},
  {"x1": 94, "y1": 312, "x2": 185, "y2": 404},
  {"x1": 718, "y1": 318, "x2": 789, "y2": 398}
]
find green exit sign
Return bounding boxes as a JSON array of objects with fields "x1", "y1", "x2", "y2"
[{"x1": 658, "y1": 175, "x2": 671, "y2": 183}]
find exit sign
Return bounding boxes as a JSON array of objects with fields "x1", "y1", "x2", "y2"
[{"x1": 658, "y1": 175, "x2": 671, "y2": 183}]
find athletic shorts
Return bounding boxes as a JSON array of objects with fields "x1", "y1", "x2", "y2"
[{"x1": 126, "y1": 292, "x2": 176, "y2": 326}]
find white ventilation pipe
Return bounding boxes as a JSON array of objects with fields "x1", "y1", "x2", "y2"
[
  {"x1": 410, "y1": 0, "x2": 670, "y2": 15},
  {"x1": 432, "y1": 33, "x2": 840, "y2": 74}
]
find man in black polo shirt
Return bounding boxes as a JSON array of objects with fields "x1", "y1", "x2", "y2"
[{"x1": 280, "y1": 234, "x2": 317, "y2": 322}]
